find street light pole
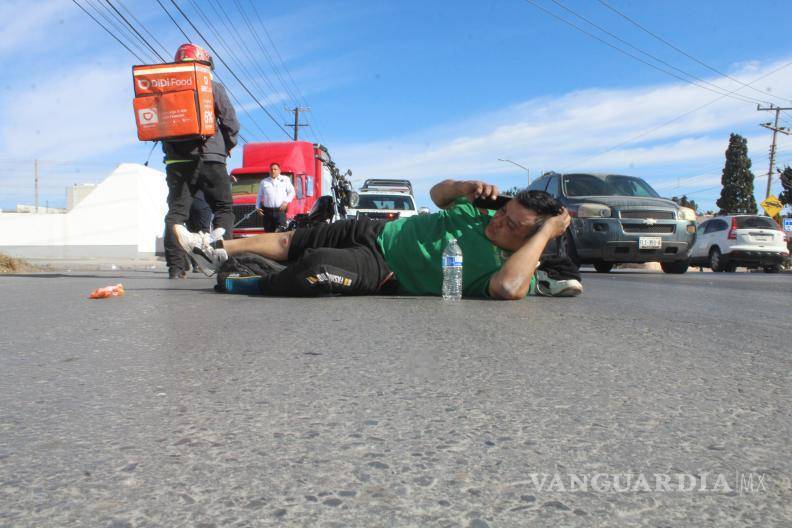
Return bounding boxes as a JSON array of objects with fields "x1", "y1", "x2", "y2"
[{"x1": 497, "y1": 158, "x2": 530, "y2": 186}]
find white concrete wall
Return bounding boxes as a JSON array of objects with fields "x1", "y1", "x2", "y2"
[{"x1": 0, "y1": 163, "x2": 167, "y2": 258}]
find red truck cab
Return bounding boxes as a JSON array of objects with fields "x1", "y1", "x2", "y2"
[{"x1": 230, "y1": 141, "x2": 328, "y2": 237}]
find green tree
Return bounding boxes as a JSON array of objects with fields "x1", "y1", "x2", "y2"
[
  {"x1": 716, "y1": 133, "x2": 757, "y2": 214},
  {"x1": 671, "y1": 195, "x2": 699, "y2": 213},
  {"x1": 779, "y1": 165, "x2": 792, "y2": 208}
]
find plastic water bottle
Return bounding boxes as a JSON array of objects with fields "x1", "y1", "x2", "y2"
[{"x1": 442, "y1": 237, "x2": 463, "y2": 301}]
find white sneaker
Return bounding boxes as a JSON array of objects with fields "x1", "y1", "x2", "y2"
[
  {"x1": 174, "y1": 225, "x2": 228, "y2": 276},
  {"x1": 209, "y1": 227, "x2": 225, "y2": 242},
  {"x1": 532, "y1": 269, "x2": 583, "y2": 297}
]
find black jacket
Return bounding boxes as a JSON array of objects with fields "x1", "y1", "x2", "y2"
[{"x1": 163, "y1": 80, "x2": 240, "y2": 164}]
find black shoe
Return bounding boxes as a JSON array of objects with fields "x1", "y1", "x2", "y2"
[{"x1": 168, "y1": 266, "x2": 188, "y2": 279}]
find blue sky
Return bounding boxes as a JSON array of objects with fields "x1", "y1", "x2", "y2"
[{"x1": 1, "y1": 0, "x2": 791, "y2": 213}]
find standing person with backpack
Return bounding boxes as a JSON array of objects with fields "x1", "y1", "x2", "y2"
[{"x1": 162, "y1": 43, "x2": 240, "y2": 279}]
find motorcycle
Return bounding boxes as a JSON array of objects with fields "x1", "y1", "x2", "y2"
[
  {"x1": 277, "y1": 165, "x2": 359, "y2": 231},
  {"x1": 216, "y1": 167, "x2": 359, "y2": 288}
]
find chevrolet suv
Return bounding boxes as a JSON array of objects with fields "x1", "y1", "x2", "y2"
[{"x1": 529, "y1": 172, "x2": 697, "y2": 273}]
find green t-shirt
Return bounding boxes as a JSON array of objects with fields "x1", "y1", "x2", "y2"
[{"x1": 377, "y1": 198, "x2": 510, "y2": 298}]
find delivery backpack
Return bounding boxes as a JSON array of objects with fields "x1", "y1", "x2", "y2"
[{"x1": 132, "y1": 62, "x2": 216, "y2": 142}]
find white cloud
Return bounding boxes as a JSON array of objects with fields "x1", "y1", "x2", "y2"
[
  {"x1": 1, "y1": 65, "x2": 137, "y2": 160},
  {"x1": 334, "y1": 59, "x2": 792, "y2": 203},
  {"x1": 0, "y1": 1, "x2": 71, "y2": 57}
]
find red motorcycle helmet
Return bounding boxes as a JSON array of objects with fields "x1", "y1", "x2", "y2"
[{"x1": 174, "y1": 43, "x2": 213, "y2": 69}]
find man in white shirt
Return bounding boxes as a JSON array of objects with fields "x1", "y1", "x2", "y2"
[{"x1": 255, "y1": 162, "x2": 296, "y2": 232}]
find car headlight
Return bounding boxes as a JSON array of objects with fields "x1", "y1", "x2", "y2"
[
  {"x1": 677, "y1": 207, "x2": 696, "y2": 221},
  {"x1": 577, "y1": 203, "x2": 612, "y2": 218}
]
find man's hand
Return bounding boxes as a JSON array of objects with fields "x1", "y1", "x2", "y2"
[
  {"x1": 255, "y1": 208, "x2": 264, "y2": 216},
  {"x1": 430, "y1": 179, "x2": 499, "y2": 209},
  {"x1": 540, "y1": 208, "x2": 571, "y2": 239},
  {"x1": 459, "y1": 180, "x2": 499, "y2": 203},
  {"x1": 278, "y1": 203, "x2": 288, "y2": 211}
]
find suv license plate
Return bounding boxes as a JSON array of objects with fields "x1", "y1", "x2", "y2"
[{"x1": 639, "y1": 236, "x2": 662, "y2": 249}]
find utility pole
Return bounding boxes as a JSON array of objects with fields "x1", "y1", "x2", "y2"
[
  {"x1": 757, "y1": 104, "x2": 792, "y2": 199},
  {"x1": 285, "y1": 107, "x2": 310, "y2": 141},
  {"x1": 497, "y1": 158, "x2": 530, "y2": 186},
  {"x1": 34, "y1": 159, "x2": 39, "y2": 214}
]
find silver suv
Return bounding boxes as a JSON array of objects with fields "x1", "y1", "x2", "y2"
[{"x1": 529, "y1": 172, "x2": 697, "y2": 273}]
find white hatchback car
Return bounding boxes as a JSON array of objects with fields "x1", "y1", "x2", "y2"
[{"x1": 688, "y1": 214, "x2": 789, "y2": 272}]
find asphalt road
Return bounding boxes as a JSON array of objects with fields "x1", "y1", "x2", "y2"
[{"x1": 1, "y1": 269, "x2": 790, "y2": 527}]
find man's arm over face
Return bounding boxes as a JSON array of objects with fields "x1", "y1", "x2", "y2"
[
  {"x1": 213, "y1": 82, "x2": 240, "y2": 153},
  {"x1": 488, "y1": 209, "x2": 570, "y2": 300},
  {"x1": 430, "y1": 179, "x2": 499, "y2": 209}
]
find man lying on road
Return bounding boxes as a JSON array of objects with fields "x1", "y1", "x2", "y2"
[{"x1": 175, "y1": 179, "x2": 582, "y2": 299}]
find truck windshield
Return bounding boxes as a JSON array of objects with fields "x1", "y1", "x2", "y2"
[
  {"x1": 356, "y1": 194, "x2": 415, "y2": 210},
  {"x1": 232, "y1": 175, "x2": 264, "y2": 195},
  {"x1": 563, "y1": 174, "x2": 660, "y2": 198}
]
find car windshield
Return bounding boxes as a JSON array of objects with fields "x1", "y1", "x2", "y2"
[
  {"x1": 735, "y1": 216, "x2": 777, "y2": 229},
  {"x1": 563, "y1": 174, "x2": 660, "y2": 198},
  {"x1": 356, "y1": 194, "x2": 415, "y2": 210}
]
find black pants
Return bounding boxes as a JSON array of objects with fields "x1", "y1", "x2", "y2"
[
  {"x1": 186, "y1": 190, "x2": 213, "y2": 233},
  {"x1": 259, "y1": 218, "x2": 394, "y2": 296},
  {"x1": 164, "y1": 160, "x2": 233, "y2": 269},
  {"x1": 261, "y1": 207, "x2": 286, "y2": 232}
]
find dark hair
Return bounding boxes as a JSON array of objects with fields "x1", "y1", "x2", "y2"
[
  {"x1": 270, "y1": 162, "x2": 280, "y2": 170},
  {"x1": 513, "y1": 190, "x2": 563, "y2": 216}
]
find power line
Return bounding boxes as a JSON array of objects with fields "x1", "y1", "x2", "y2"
[
  {"x1": 231, "y1": 0, "x2": 301, "y2": 108},
  {"x1": 560, "y1": 61, "x2": 792, "y2": 171},
  {"x1": 228, "y1": 0, "x2": 325, "y2": 144},
  {"x1": 654, "y1": 149, "x2": 792, "y2": 197},
  {"x1": 524, "y1": 0, "x2": 763, "y2": 105},
  {"x1": 154, "y1": 0, "x2": 272, "y2": 141},
  {"x1": 245, "y1": 0, "x2": 327, "y2": 144},
  {"x1": 72, "y1": 0, "x2": 146, "y2": 62},
  {"x1": 169, "y1": 0, "x2": 292, "y2": 138},
  {"x1": 196, "y1": 0, "x2": 287, "y2": 114},
  {"x1": 155, "y1": 0, "x2": 191, "y2": 42},
  {"x1": 103, "y1": 0, "x2": 167, "y2": 62},
  {"x1": 544, "y1": 0, "x2": 764, "y2": 105},
  {"x1": 116, "y1": 0, "x2": 171, "y2": 58},
  {"x1": 88, "y1": 0, "x2": 158, "y2": 62},
  {"x1": 596, "y1": 0, "x2": 792, "y2": 106},
  {"x1": 208, "y1": 0, "x2": 288, "y2": 104},
  {"x1": 184, "y1": 0, "x2": 282, "y2": 138}
]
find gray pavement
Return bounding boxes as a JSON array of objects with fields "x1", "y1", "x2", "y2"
[{"x1": 0, "y1": 269, "x2": 791, "y2": 527}]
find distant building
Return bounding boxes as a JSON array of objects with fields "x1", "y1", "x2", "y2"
[
  {"x1": 14, "y1": 205, "x2": 67, "y2": 214},
  {"x1": 0, "y1": 164, "x2": 167, "y2": 258},
  {"x1": 67, "y1": 183, "x2": 97, "y2": 211}
]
